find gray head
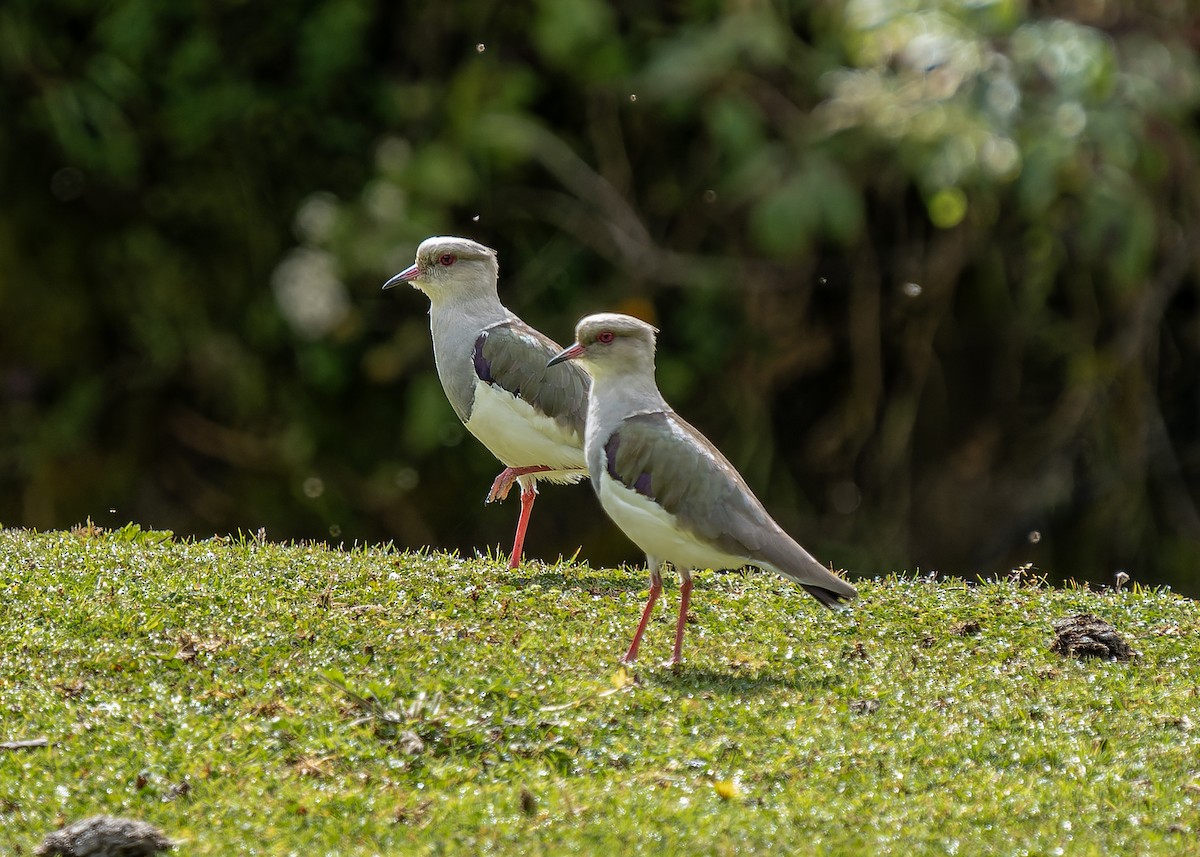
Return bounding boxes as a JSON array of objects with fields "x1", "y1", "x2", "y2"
[
  {"x1": 383, "y1": 236, "x2": 500, "y2": 303},
  {"x1": 548, "y1": 312, "x2": 659, "y2": 380}
]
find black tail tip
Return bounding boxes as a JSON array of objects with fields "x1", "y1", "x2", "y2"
[{"x1": 802, "y1": 583, "x2": 857, "y2": 610}]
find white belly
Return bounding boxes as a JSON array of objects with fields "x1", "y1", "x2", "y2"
[
  {"x1": 464, "y1": 380, "x2": 586, "y2": 480},
  {"x1": 598, "y1": 472, "x2": 749, "y2": 571}
]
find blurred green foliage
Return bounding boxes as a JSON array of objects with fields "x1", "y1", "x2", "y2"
[{"x1": 3, "y1": 0, "x2": 1200, "y2": 592}]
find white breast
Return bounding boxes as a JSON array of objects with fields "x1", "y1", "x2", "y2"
[
  {"x1": 464, "y1": 380, "x2": 586, "y2": 480},
  {"x1": 597, "y1": 471, "x2": 749, "y2": 571}
]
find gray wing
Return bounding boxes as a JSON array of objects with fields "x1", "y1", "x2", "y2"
[
  {"x1": 475, "y1": 320, "x2": 589, "y2": 436},
  {"x1": 602, "y1": 411, "x2": 855, "y2": 606}
]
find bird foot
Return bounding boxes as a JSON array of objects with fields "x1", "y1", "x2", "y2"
[
  {"x1": 487, "y1": 469, "x2": 519, "y2": 503},
  {"x1": 486, "y1": 465, "x2": 553, "y2": 503}
]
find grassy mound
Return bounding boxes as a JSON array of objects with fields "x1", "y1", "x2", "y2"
[{"x1": 1, "y1": 526, "x2": 1196, "y2": 854}]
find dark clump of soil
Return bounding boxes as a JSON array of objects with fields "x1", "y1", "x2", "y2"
[
  {"x1": 36, "y1": 816, "x2": 173, "y2": 857},
  {"x1": 849, "y1": 698, "x2": 881, "y2": 715},
  {"x1": 1050, "y1": 614, "x2": 1136, "y2": 661}
]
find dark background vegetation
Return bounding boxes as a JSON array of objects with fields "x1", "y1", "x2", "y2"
[{"x1": 3, "y1": 0, "x2": 1200, "y2": 593}]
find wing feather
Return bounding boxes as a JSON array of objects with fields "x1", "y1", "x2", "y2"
[
  {"x1": 475, "y1": 321, "x2": 589, "y2": 437},
  {"x1": 605, "y1": 411, "x2": 855, "y2": 603}
]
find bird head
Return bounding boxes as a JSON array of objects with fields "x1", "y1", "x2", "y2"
[
  {"x1": 547, "y1": 313, "x2": 659, "y2": 379},
  {"x1": 383, "y1": 236, "x2": 499, "y2": 302}
]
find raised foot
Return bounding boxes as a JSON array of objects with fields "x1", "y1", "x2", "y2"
[
  {"x1": 486, "y1": 465, "x2": 553, "y2": 503},
  {"x1": 487, "y1": 469, "x2": 518, "y2": 503}
]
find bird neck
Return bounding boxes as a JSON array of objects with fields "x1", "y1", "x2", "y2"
[
  {"x1": 429, "y1": 291, "x2": 512, "y2": 339},
  {"x1": 585, "y1": 371, "x2": 669, "y2": 444},
  {"x1": 423, "y1": 292, "x2": 514, "y2": 422}
]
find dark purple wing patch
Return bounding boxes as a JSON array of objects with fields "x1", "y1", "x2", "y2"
[
  {"x1": 605, "y1": 432, "x2": 653, "y2": 498},
  {"x1": 472, "y1": 333, "x2": 493, "y2": 384},
  {"x1": 604, "y1": 433, "x2": 621, "y2": 480}
]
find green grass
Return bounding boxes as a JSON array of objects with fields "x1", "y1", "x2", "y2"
[{"x1": 1, "y1": 525, "x2": 1197, "y2": 855}]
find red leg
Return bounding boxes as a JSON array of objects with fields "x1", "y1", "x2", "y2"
[
  {"x1": 622, "y1": 564, "x2": 663, "y2": 664},
  {"x1": 671, "y1": 575, "x2": 693, "y2": 666},
  {"x1": 487, "y1": 465, "x2": 553, "y2": 503},
  {"x1": 508, "y1": 482, "x2": 537, "y2": 569}
]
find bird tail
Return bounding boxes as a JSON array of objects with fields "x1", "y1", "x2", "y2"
[
  {"x1": 759, "y1": 540, "x2": 858, "y2": 609},
  {"x1": 800, "y1": 581, "x2": 857, "y2": 610}
]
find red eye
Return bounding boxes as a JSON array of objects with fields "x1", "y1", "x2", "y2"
[
  {"x1": 439, "y1": 254, "x2": 457, "y2": 266},
  {"x1": 597, "y1": 331, "x2": 615, "y2": 344}
]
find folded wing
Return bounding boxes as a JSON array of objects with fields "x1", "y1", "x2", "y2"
[
  {"x1": 604, "y1": 411, "x2": 856, "y2": 606},
  {"x1": 475, "y1": 320, "x2": 590, "y2": 438}
]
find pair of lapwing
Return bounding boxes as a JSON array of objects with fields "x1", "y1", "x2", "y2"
[{"x1": 384, "y1": 237, "x2": 856, "y2": 666}]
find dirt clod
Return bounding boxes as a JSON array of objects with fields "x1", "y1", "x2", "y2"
[
  {"x1": 37, "y1": 815, "x2": 173, "y2": 856},
  {"x1": 850, "y1": 699, "x2": 881, "y2": 715},
  {"x1": 520, "y1": 785, "x2": 538, "y2": 816},
  {"x1": 1050, "y1": 614, "x2": 1136, "y2": 661}
]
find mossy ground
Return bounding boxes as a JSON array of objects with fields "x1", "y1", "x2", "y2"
[{"x1": 1, "y1": 526, "x2": 1197, "y2": 854}]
